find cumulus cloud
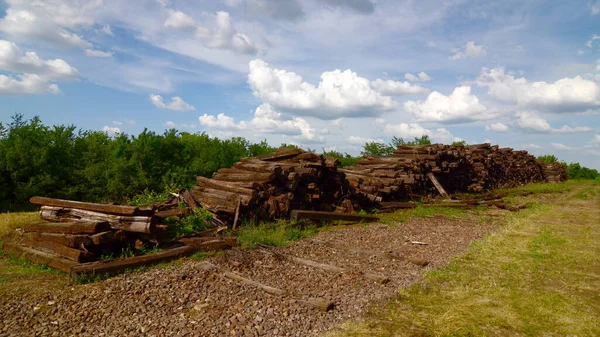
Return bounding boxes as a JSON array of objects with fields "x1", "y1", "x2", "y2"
[
  {"x1": 524, "y1": 143, "x2": 542, "y2": 149},
  {"x1": 383, "y1": 123, "x2": 455, "y2": 143},
  {"x1": 404, "y1": 72, "x2": 431, "y2": 82},
  {"x1": 551, "y1": 143, "x2": 572, "y2": 150},
  {"x1": 0, "y1": 0, "x2": 97, "y2": 49},
  {"x1": 515, "y1": 111, "x2": 593, "y2": 134},
  {"x1": 164, "y1": 9, "x2": 197, "y2": 30},
  {"x1": 450, "y1": 41, "x2": 488, "y2": 60},
  {"x1": 164, "y1": 121, "x2": 177, "y2": 128},
  {"x1": 485, "y1": 122, "x2": 509, "y2": 133},
  {"x1": 149, "y1": 94, "x2": 195, "y2": 111},
  {"x1": 403, "y1": 86, "x2": 489, "y2": 123},
  {"x1": 85, "y1": 49, "x2": 113, "y2": 58},
  {"x1": 347, "y1": 136, "x2": 384, "y2": 145},
  {"x1": 111, "y1": 121, "x2": 122, "y2": 125},
  {"x1": 0, "y1": 74, "x2": 61, "y2": 95},
  {"x1": 248, "y1": 59, "x2": 398, "y2": 119},
  {"x1": 370, "y1": 79, "x2": 430, "y2": 96},
  {"x1": 100, "y1": 24, "x2": 114, "y2": 36},
  {"x1": 592, "y1": 2, "x2": 600, "y2": 15},
  {"x1": 322, "y1": 0, "x2": 376, "y2": 14},
  {"x1": 199, "y1": 104, "x2": 324, "y2": 142},
  {"x1": 476, "y1": 68, "x2": 600, "y2": 112},
  {"x1": 102, "y1": 125, "x2": 120, "y2": 136}
]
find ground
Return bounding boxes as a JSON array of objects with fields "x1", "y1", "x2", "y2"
[{"x1": 0, "y1": 181, "x2": 598, "y2": 336}]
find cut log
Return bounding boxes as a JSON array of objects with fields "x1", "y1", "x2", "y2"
[
  {"x1": 196, "y1": 176, "x2": 258, "y2": 198},
  {"x1": 3, "y1": 243, "x2": 76, "y2": 272},
  {"x1": 232, "y1": 198, "x2": 241, "y2": 231},
  {"x1": 21, "y1": 239, "x2": 95, "y2": 262},
  {"x1": 290, "y1": 210, "x2": 379, "y2": 223},
  {"x1": 212, "y1": 172, "x2": 275, "y2": 183},
  {"x1": 178, "y1": 237, "x2": 236, "y2": 251},
  {"x1": 20, "y1": 221, "x2": 111, "y2": 234},
  {"x1": 29, "y1": 196, "x2": 153, "y2": 216},
  {"x1": 257, "y1": 148, "x2": 303, "y2": 161},
  {"x1": 23, "y1": 232, "x2": 92, "y2": 248},
  {"x1": 39, "y1": 206, "x2": 156, "y2": 234},
  {"x1": 154, "y1": 208, "x2": 189, "y2": 219},
  {"x1": 378, "y1": 202, "x2": 417, "y2": 210},
  {"x1": 427, "y1": 173, "x2": 449, "y2": 198},
  {"x1": 70, "y1": 245, "x2": 196, "y2": 276}
]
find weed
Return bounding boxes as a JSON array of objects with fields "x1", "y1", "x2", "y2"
[
  {"x1": 164, "y1": 207, "x2": 214, "y2": 238},
  {"x1": 128, "y1": 188, "x2": 172, "y2": 207},
  {"x1": 235, "y1": 220, "x2": 319, "y2": 249}
]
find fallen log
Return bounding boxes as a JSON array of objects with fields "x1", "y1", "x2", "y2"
[
  {"x1": 178, "y1": 237, "x2": 237, "y2": 250},
  {"x1": 3, "y1": 243, "x2": 76, "y2": 272},
  {"x1": 290, "y1": 210, "x2": 379, "y2": 223},
  {"x1": 23, "y1": 232, "x2": 92, "y2": 248},
  {"x1": 196, "y1": 176, "x2": 258, "y2": 198},
  {"x1": 427, "y1": 173, "x2": 449, "y2": 198},
  {"x1": 378, "y1": 202, "x2": 417, "y2": 210},
  {"x1": 20, "y1": 221, "x2": 111, "y2": 234},
  {"x1": 29, "y1": 196, "x2": 153, "y2": 216},
  {"x1": 22, "y1": 239, "x2": 95, "y2": 262},
  {"x1": 39, "y1": 206, "x2": 156, "y2": 234},
  {"x1": 212, "y1": 172, "x2": 275, "y2": 183}
]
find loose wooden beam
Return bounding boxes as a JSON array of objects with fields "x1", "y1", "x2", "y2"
[
  {"x1": 196, "y1": 262, "x2": 335, "y2": 311},
  {"x1": 21, "y1": 239, "x2": 95, "y2": 262},
  {"x1": 39, "y1": 206, "x2": 156, "y2": 234},
  {"x1": 29, "y1": 196, "x2": 153, "y2": 216},
  {"x1": 290, "y1": 210, "x2": 379, "y2": 223},
  {"x1": 23, "y1": 232, "x2": 92, "y2": 248},
  {"x1": 2, "y1": 243, "x2": 76, "y2": 272},
  {"x1": 196, "y1": 176, "x2": 258, "y2": 198},
  {"x1": 427, "y1": 173, "x2": 449, "y2": 198},
  {"x1": 20, "y1": 221, "x2": 111, "y2": 234}
]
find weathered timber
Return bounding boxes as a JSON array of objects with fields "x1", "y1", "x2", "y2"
[
  {"x1": 257, "y1": 148, "x2": 303, "y2": 161},
  {"x1": 383, "y1": 251, "x2": 430, "y2": 266},
  {"x1": 290, "y1": 210, "x2": 379, "y2": 223},
  {"x1": 23, "y1": 232, "x2": 92, "y2": 248},
  {"x1": 20, "y1": 220, "x2": 111, "y2": 234},
  {"x1": 22, "y1": 239, "x2": 95, "y2": 262},
  {"x1": 192, "y1": 186, "x2": 254, "y2": 206},
  {"x1": 39, "y1": 206, "x2": 156, "y2": 234},
  {"x1": 232, "y1": 199, "x2": 241, "y2": 231},
  {"x1": 3, "y1": 243, "x2": 76, "y2": 272},
  {"x1": 29, "y1": 196, "x2": 153, "y2": 216},
  {"x1": 423, "y1": 203, "x2": 471, "y2": 209},
  {"x1": 89, "y1": 231, "x2": 122, "y2": 245},
  {"x1": 193, "y1": 226, "x2": 228, "y2": 237},
  {"x1": 212, "y1": 172, "x2": 275, "y2": 183},
  {"x1": 378, "y1": 202, "x2": 417, "y2": 210},
  {"x1": 178, "y1": 237, "x2": 236, "y2": 250},
  {"x1": 181, "y1": 190, "x2": 200, "y2": 209},
  {"x1": 70, "y1": 245, "x2": 196, "y2": 276},
  {"x1": 196, "y1": 176, "x2": 258, "y2": 197},
  {"x1": 427, "y1": 173, "x2": 449, "y2": 198},
  {"x1": 197, "y1": 262, "x2": 335, "y2": 311},
  {"x1": 154, "y1": 208, "x2": 189, "y2": 219}
]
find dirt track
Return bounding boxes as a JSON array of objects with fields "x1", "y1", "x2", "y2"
[{"x1": 0, "y1": 215, "x2": 499, "y2": 337}]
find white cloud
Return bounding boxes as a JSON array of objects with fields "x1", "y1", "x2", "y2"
[
  {"x1": 347, "y1": 136, "x2": 384, "y2": 145},
  {"x1": 111, "y1": 121, "x2": 122, "y2": 125},
  {"x1": 370, "y1": 78, "x2": 430, "y2": 96},
  {"x1": 577, "y1": 50, "x2": 585, "y2": 56},
  {"x1": 85, "y1": 49, "x2": 113, "y2": 58},
  {"x1": 0, "y1": 40, "x2": 79, "y2": 81},
  {"x1": 0, "y1": 1, "x2": 98, "y2": 49},
  {"x1": 199, "y1": 113, "x2": 245, "y2": 130},
  {"x1": 0, "y1": 73, "x2": 61, "y2": 95},
  {"x1": 383, "y1": 122, "x2": 455, "y2": 143},
  {"x1": 124, "y1": 118, "x2": 136, "y2": 125},
  {"x1": 164, "y1": 9, "x2": 197, "y2": 30},
  {"x1": 248, "y1": 59, "x2": 398, "y2": 119},
  {"x1": 476, "y1": 67, "x2": 600, "y2": 112},
  {"x1": 450, "y1": 41, "x2": 488, "y2": 60},
  {"x1": 403, "y1": 86, "x2": 489, "y2": 123},
  {"x1": 551, "y1": 143, "x2": 572, "y2": 150},
  {"x1": 524, "y1": 143, "x2": 542, "y2": 149},
  {"x1": 592, "y1": 2, "x2": 600, "y2": 15},
  {"x1": 404, "y1": 72, "x2": 431, "y2": 82},
  {"x1": 102, "y1": 125, "x2": 120, "y2": 136},
  {"x1": 164, "y1": 121, "x2": 177, "y2": 127},
  {"x1": 149, "y1": 94, "x2": 195, "y2": 111},
  {"x1": 515, "y1": 111, "x2": 593, "y2": 134},
  {"x1": 586, "y1": 134, "x2": 600, "y2": 148},
  {"x1": 485, "y1": 122, "x2": 509, "y2": 133},
  {"x1": 100, "y1": 24, "x2": 114, "y2": 36}
]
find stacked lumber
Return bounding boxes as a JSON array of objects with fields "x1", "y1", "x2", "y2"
[
  {"x1": 540, "y1": 162, "x2": 568, "y2": 183},
  {"x1": 189, "y1": 148, "x2": 349, "y2": 223},
  {"x1": 343, "y1": 143, "x2": 546, "y2": 206},
  {"x1": 5, "y1": 196, "x2": 235, "y2": 274}
]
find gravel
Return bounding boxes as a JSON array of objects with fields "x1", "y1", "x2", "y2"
[{"x1": 0, "y1": 216, "x2": 498, "y2": 337}]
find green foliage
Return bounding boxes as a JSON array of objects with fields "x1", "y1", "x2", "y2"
[
  {"x1": 452, "y1": 140, "x2": 467, "y2": 146},
  {"x1": 234, "y1": 220, "x2": 318, "y2": 249},
  {"x1": 128, "y1": 188, "x2": 172, "y2": 207},
  {"x1": 361, "y1": 135, "x2": 433, "y2": 157},
  {"x1": 322, "y1": 150, "x2": 359, "y2": 167},
  {"x1": 164, "y1": 208, "x2": 213, "y2": 238},
  {"x1": 564, "y1": 162, "x2": 598, "y2": 180},
  {"x1": 538, "y1": 154, "x2": 559, "y2": 164},
  {"x1": 391, "y1": 135, "x2": 432, "y2": 147}
]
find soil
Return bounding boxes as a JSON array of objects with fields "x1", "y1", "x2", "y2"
[{"x1": 0, "y1": 214, "x2": 500, "y2": 337}]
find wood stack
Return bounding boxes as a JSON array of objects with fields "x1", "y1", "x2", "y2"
[
  {"x1": 189, "y1": 148, "x2": 350, "y2": 224},
  {"x1": 540, "y1": 162, "x2": 568, "y2": 183},
  {"x1": 343, "y1": 143, "x2": 546, "y2": 207}
]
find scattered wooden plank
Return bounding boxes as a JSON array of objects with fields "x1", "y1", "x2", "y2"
[
  {"x1": 2, "y1": 243, "x2": 76, "y2": 272},
  {"x1": 39, "y1": 206, "x2": 156, "y2": 234},
  {"x1": 427, "y1": 173, "x2": 449, "y2": 198},
  {"x1": 178, "y1": 237, "x2": 236, "y2": 250},
  {"x1": 23, "y1": 232, "x2": 92, "y2": 248},
  {"x1": 21, "y1": 239, "x2": 95, "y2": 262},
  {"x1": 196, "y1": 176, "x2": 258, "y2": 198},
  {"x1": 20, "y1": 221, "x2": 111, "y2": 234},
  {"x1": 290, "y1": 210, "x2": 379, "y2": 223},
  {"x1": 154, "y1": 208, "x2": 189, "y2": 219},
  {"x1": 378, "y1": 202, "x2": 417, "y2": 210},
  {"x1": 232, "y1": 199, "x2": 241, "y2": 231},
  {"x1": 29, "y1": 196, "x2": 153, "y2": 216}
]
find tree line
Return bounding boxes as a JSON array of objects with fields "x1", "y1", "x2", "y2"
[{"x1": 0, "y1": 114, "x2": 597, "y2": 212}]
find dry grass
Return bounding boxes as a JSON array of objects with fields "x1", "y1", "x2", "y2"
[
  {"x1": 327, "y1": 181, "x2": 600, "y2": 337},
  {"x1": 0, "y1": 211, "x2": 39, "y2": 238}
]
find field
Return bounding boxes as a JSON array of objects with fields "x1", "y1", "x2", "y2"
[{"x1": 1, "y1": 180, "x2": 599, "y2": 336}]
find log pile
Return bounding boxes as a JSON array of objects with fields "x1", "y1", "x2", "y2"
[
  {"x1": 189, "y1": 148, "x2": 350, "y2": 224},
  {"x1": 343, "y1": 143, "x2": 546, "y2": 206},
  {"x1": 540, "y1": 162, "x2": 568, "y2": 183},
  {"x1": 5, "y1": 196, "x2": 235, "y2": 274}
]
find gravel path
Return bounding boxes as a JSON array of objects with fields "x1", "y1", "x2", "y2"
[{"x1": 0, "y1": 216, "x2": 498, "y2": 337}]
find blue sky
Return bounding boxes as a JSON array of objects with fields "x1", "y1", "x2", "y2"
[{"x1": 1, "y1": 0, "x2": 600, "y2": 169}]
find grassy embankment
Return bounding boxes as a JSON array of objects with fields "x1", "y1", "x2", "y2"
[{"x1": 327, "y1": 180, "x2": 600, "y2": 337}]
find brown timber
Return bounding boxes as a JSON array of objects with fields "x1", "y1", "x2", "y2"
[
  {"x1": 20, "y1": 221, "x2": 111, "y2": 234},
  {"x1": 29, "y1": 196, "x2": 153, "y2": 216}
]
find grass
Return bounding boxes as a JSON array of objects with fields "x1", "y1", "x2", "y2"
[
  {"x1": 326, "y1": 181, "x2": 600, "y2": 337},
  {"x1": 233, "y1": 219, "x2": 320, "y2": 249},
  {"x1": 379, "y1": 205, "x2": 469, "y2": 224},
  {"x1": 0, "y1": 211, "x2": 39, "y2": 238}
]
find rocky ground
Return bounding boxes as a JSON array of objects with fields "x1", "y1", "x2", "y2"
[{"x1": 0, "y1": 215, "x2": 499, "y2": 337}]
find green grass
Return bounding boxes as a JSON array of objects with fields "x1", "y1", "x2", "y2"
[
  {"x1": 379, "y1": 205, "x2": 468, "y2": 224},
  {"x1": 233, "y1": 220, "x2": 320, "y2": 249},
  {"x1": 327, "y1": 181, "x2": 600, "y2": 337}
]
